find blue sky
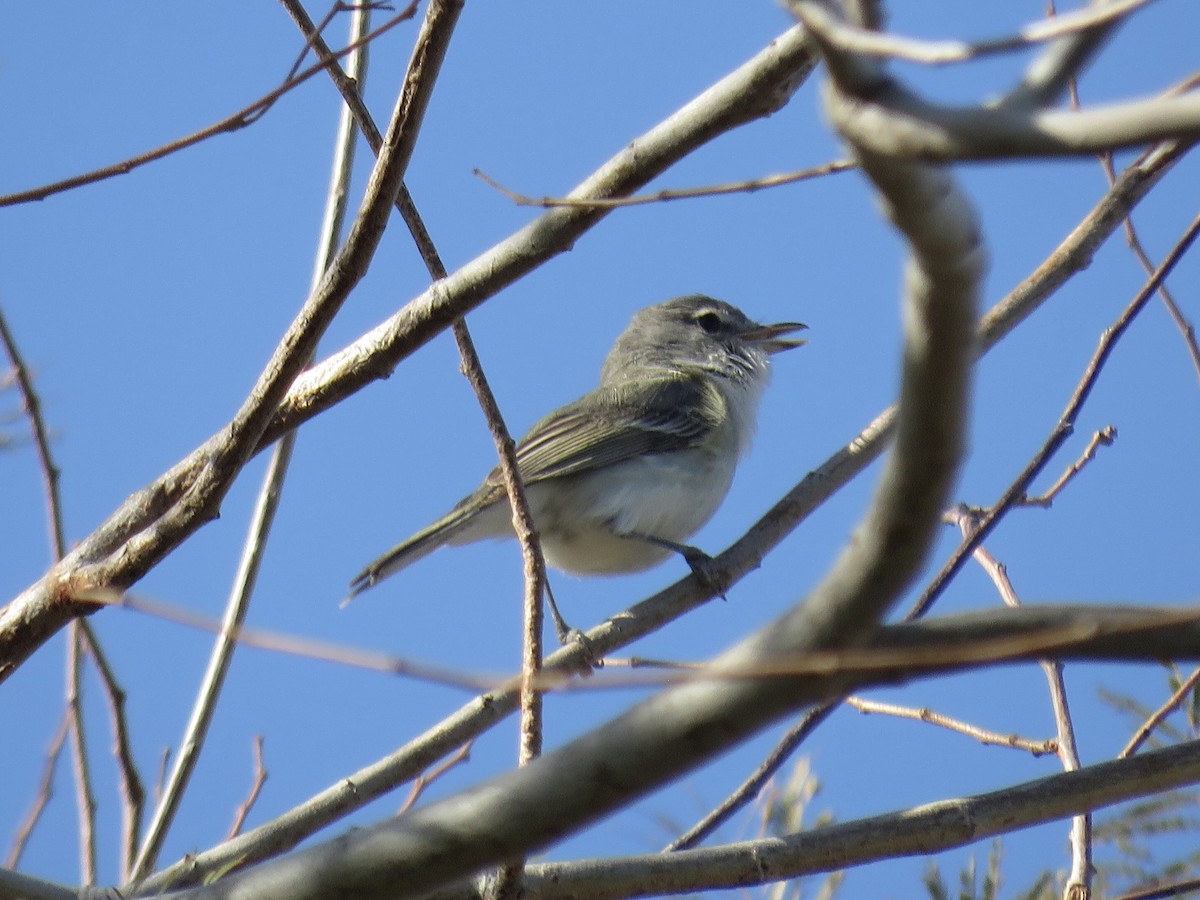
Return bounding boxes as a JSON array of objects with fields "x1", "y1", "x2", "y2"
[{"x1": 2, "y1": 2, "x2": 1199, "y2": 896}]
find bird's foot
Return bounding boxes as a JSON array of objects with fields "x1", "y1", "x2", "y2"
[
  {"x1": 678, "y1": 545, "x2": 729, "y2": 600},
  {"x1": 624, "y1": 531, "x2": 729, "y2": 599},
  {"x1": 545, "y1": 581, "x2": 598, "y2": 672}
]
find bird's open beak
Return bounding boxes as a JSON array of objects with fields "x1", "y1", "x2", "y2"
[{"x1": 744, "y1": 321, "x2": 808, "y2": 354}]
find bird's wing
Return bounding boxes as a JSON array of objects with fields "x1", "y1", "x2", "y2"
[{"x1": 485, "y1": 374, "x2": 725, "y2": 489}]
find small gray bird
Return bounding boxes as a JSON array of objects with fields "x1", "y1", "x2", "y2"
[{"x1": 348, "y1": 295, "x2": 805, "y2": 600}]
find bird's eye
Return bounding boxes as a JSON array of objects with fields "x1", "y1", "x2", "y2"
[{"x1": 695, "y1": 311, "x2": 723, "y2": 334}]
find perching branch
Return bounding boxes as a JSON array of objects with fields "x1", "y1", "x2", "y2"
[{"x1": 435, "y1": 738, "x2": 1200, "y2": 900}]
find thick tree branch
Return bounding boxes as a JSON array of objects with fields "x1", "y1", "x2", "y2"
[
  {"x1": 829, "y1": 90, "x2": 1200, "y2": 161},
  {"x1": 436, "y1": 738, "x2": 1200, "y2": 900}
]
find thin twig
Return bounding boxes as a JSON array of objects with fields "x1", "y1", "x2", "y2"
[
  {"x1": 449, "y1": 315, "x2": 546, "y2": 900},
  {"x1": 65, "y1": 625, "x2": 97, "y2": 885},
  {"x1": 666, "y1": 701, "x2": 839, "y2": 850},
  {"x1": 5, "y1": 301, "x2": 104, "y2": 881},
  {"x1": 1018, "y1": 425, "x2": 1116, "y2": 508},
  {"x1": 100, "y1": 592, "x2": 1200, "y2": 691},
  {"x1": 1099, "y1": 163, "x2": 1200, "y2": 380},
  {"x1": 1120, "y1": 666, "x2": 1200, "y2": 758},
  {"x1": 949, "y1": 505, "x2": 1091, "y2": 896},
  {"x1": 0, "y1": 6, "x2": 416, "y2": 208},
  {"x1": 1, "y1": 304, "x2": 146, "y2": 879},
  {"x1": 473, "y1": 160, "x2": 856, "y2": 209},
  {"x1": 1080, "y1": 66, "x2": 1200, "y2": 384},
  {"x1": 845, "y1": 696, "x2": 1057, "y2": 756},
  {"x1": 255, "y1": 19, "x2": 543, "y2": 897},
  {"x1": 106, "y1": 591, "x2": 496, "y2": 692},
  {"x1": 278, "y1": 2, "x2": 388, "y2": 87},
  {"x1": 1105, "y1": 153, "x2": 1200, "y2": 382},
  {"x1": 397, "y1": 742, "x2": 473, "y2": 816},
  {"x1": 77, "y1": 627, "x2": 144, "y2": 880},
  {"x1": 6, "y1": 711, "x2": 70, "y2": 868},
  {"x1": 226, "y1": 737, "x2": 268, "y2": 840},
  {"x1": 0, "y1": 307, "x2": 64, "y2": 556}
]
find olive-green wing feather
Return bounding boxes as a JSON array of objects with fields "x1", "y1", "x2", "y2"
[{"x1": 492, "y1": 374, "x2": 726, "y2": 486}]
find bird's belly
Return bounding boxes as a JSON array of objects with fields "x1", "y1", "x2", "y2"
[{"x1": 530, "y1": 449, "x2": 737, "y2": 575}]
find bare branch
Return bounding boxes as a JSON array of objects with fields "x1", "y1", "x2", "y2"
[
  {"x1": 106, "y1": 592, "x2": 1200, "y2": 688},
  {"x1": 0, "y1": 305, "x2": 65, "y2": 558},
  {"x1": 397, "y1": 742, "x2": 473, "y2": 817},
  {"x1": 1019, "y1": 425, "x2": 1117, "y2": 508},
  {"x1": 6, "y1": 711, "x2": 69, "y2": 868},
  {"x1": 78, "y1": 626, "x2": 145, "y2": 881},
  {"x1": 26, "y1": 736, "x2": 1200, "y2": 900},
  {"x1": 790, "y1": 1, "x2": 1200, "y2": 163},
  {"x1": 437, "y1": 739, "x2": 1200, "y2": 900},
  {"x1": 65, "y1": 625, "x2": 97, "y2": 885},
  {"x1": 1, "y1": 302, "x2": 147, "y2": 879},
  {"x1": 1121, "y1": 666, "x2": 1200, "y2": 758},
  {"x1": 665, "y1": 702, "x2": 838, "y2": 851},
  {"x1": 226, "y1": 737, "x2": 268, "y2": 840},
  {"x1": 1095, "y1": 139, "x2": 1200, "y2": 382},
  {"x1": 840, "y1": 89, "x2": 1200, "y2": 162},
  {"x1": 948, "y1": 506, "x2": 1091, "y2": 896},
  {"x1": 473, "y1": 160, "x2": 856, "y2": 209},
  {"x1": 845, "y1": 696, "x2": 1057, "y2": 756},
  {"x1": 790, "y1": 0, "x2": 1153, "y2": 66},
  {"x1": 281, "y1": 0, "x2": 551, "y2": 814},
  {"x1": 104, "y1": 592, "x2": 495, "y2": 692}
]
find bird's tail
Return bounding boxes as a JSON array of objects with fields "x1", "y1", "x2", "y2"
[{"x1": 344, "y1": 507, "x2": 475, "y2": 605}]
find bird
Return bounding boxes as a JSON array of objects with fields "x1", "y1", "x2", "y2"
[{"x1": 347, "y1": 295, "x2": 805, "y2": 602}]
